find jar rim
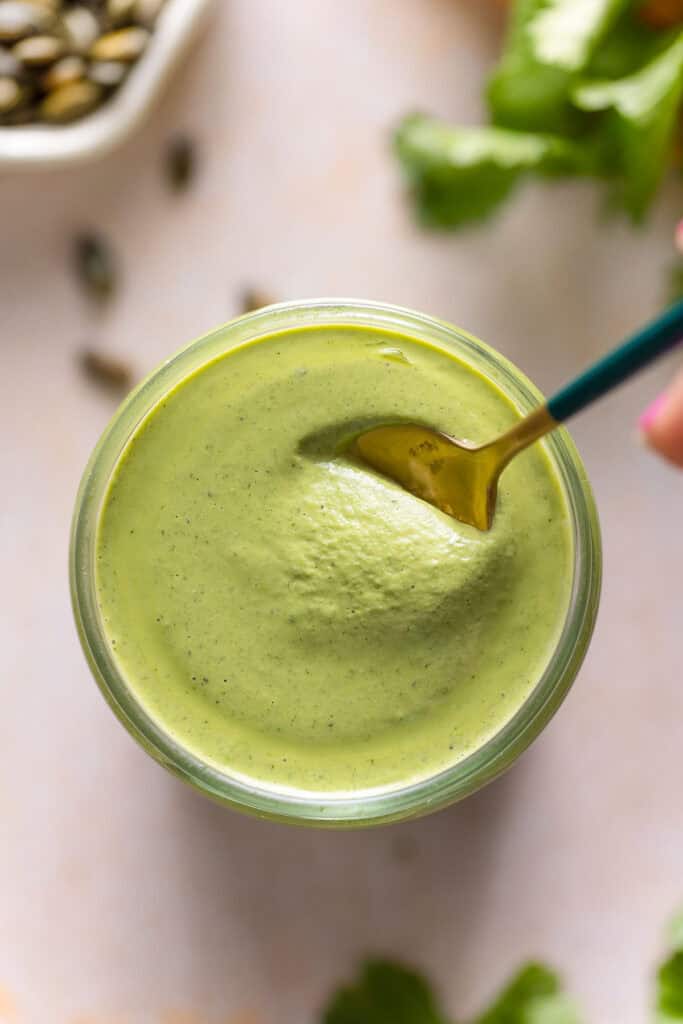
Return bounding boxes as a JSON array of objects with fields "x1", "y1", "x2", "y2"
[{"x1": 70, "y1": 298, "x2": 602, "y2": 827}]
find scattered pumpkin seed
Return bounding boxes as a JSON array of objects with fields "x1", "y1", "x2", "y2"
[
  {"x1": 240, "y1": 288, "x2": 277, "y2": 314},
  {"x1": 73, "y1": 232, "x2": 117, "y2": 303},
  {"x1": 12, "y1": 31, "x2": 63, "y2": 64},
  {"x1": 164, "y1": 134, "x2": 196, "y2": 192},
  {"x1": 79, "y1": 348, "x2": 133, "y2": 393},
  {"x1": 41, "y1": 75, "x2": 99, "y2": 119},
  {"x1": 89, "y1": 25, "x2": 148, "y2": 62}
]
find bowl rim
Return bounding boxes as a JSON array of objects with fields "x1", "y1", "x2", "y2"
[{"x1": 70, "y1": 298, "x2": 602, "y2": 827}]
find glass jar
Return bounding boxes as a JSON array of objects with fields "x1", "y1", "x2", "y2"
[{"x1": 70, "y1": 299, "x2": 602, "y2": 827}]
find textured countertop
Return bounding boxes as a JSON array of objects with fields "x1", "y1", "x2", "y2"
[{"x1": 1, "y1": 3, "x2": 682, "y2": 1022}]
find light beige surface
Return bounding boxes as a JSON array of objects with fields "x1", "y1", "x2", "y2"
[{"x1": 1, "y1": 3, "x2": 682, "y2": 1022}]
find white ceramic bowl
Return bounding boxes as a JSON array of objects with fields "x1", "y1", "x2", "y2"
[{"x1": 0, "y1": 0, "x2": 213, "y2": 169}]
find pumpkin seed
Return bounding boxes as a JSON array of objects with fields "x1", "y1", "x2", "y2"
[
  {"x1": 61, "y1": 5, "x2": 98, "y2": 53},
  {"x1": 41, "y1": 76, "x2": 100, "y2": 120},
  {"x1": 0, "y1": 0, "x2": 166, "y2": 125},
  {"x1": 0, "y1": 73, "x2": 21, "y2": 110},
  {"x1": 79, "y1": 348, "x2": 133, "y2": 392},
  {"x1": 240, "y1": 288, "x2": 277, "y2": 314},
  {"x1": 89, "y1": 25, "x2": 148, "y2": 62},
  {"x1": 73, "y1": 232, "x2": 117, "y2": 303},
  {"x1": 0, "y1": 1, "x2": 53, "y2": 41},
  {"x1": 88, "y1": 57, "x2": 126, "y2": 87},
  {"x1": 164, "y1": 134, "x2": 196, "y2": 192},
  {"x1": 106, "y1": 0, "x2": 135, "y2": 25},
  {"x1": 12, "y1": 31, "x2": 63, "y2": 64},
  {"x1": 41, "y1": 53, "x2": 84, "y2": 89},
  {"x1": 0, "y1": 97, "x2": 34, "y2": 121}
]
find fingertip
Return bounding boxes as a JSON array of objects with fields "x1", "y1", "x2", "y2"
[
  {"x1": 638, "y1": 392, "x2": 668, "y2": 433},
  {"x1": 639, "y1": 378, "x2": 683, "y2": 469}
]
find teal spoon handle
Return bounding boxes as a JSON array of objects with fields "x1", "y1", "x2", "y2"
[{"x1": 547, "y1": 299, "x2": 683, "y2": 423}]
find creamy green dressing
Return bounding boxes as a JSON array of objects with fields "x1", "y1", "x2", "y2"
[{"x1": 96, "y1": 325, "x2": 572, "y2": 793}]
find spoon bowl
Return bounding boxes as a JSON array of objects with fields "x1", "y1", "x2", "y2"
[
  {"x1": 353, "y1": 407, "x2": 553, "y2": 530},
  {"x1": 354, "y1": 299, "x2": 683, "y2": 530}
]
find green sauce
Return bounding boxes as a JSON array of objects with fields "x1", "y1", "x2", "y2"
[{"x1": 96, "y1": 325, "x2": 572, "y2": 794}]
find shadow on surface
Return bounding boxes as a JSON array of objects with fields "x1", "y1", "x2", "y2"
[{"x1": 166, "y1": 763, "x2": 522, "y2": 1009}]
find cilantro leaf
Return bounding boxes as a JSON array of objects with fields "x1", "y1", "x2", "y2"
[
  {"x1": 528, "y1": 0, "x2": 630, "y2": 72},
  {"x1": 396, "y1": 0, "x2": 683, "y2": 226},
  {"x1": 656, "y1": 951, "x2": 683, "y2": 1020},
  {"x1": 473, "y1": 963, "x2": 562, "y2": 1024},
  {"x1": 321, "y1": 960, "x2": 450, "y2": 1024},
  {"x1": 524, "y1": 994, "x2": 584, "y2": 1024},
  {"x1": 320, "y1": 960, "x2": 581, "y2": 1024},
  {"x1": 656, "y1": 912, "x2": 683, "y2": 1021},
  {"x1": 394, "y1": 114, "x2": 597, "y2": 227},
  {"x1": 573, "y1": 30, "x2": 683, "y2": 217},
  {"x1": 587, "y1": 6, "x2": 668, "y2": 79},
  {"x1": 488, "y1": 0, "x2": 630, "y2": 132}
]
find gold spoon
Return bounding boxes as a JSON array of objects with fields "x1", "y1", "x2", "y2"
[{"x1": 352, "y1": 301, "x2": 683, "y2": 530}]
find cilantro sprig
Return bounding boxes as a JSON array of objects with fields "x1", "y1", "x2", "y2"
[
  {"x1": 322, "y1": 960, "x2": 580, "y2": 1024},
  {"x1": 395, "y1": 0, "x2": 683, "y2": 227},
  {"x1": 320, "y1": 911, "x2": 683, "y2": 1023}
]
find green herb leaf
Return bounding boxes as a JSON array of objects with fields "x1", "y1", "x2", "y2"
[
  {"x1": 322, "y1": 961, "x2": 450, "y2": 1024},
  {"x1": 395, "y1": 113, "x2": 596, "y2": 227},
  {"x1": 473, "y1": 963, "x2": 562, "y2": 1024},
  {"x1": 573, "y1": 30, "x2": 683, "y2": 217},
  {"x1": 488, "y1": 0, "x2": 630, "y2": 132},
  {"x1": 523, "y1": 994, "x2": 583, "y2": 1024},
  {"x1": 587, "y1": 7, "x2": 666, "y2": 79},
  {"x1": 657, "y1": 951, "x2": 683, "y2": 1020},
  {"x1": 529, "y1": 0, "x2": 629, "y2": 71}
]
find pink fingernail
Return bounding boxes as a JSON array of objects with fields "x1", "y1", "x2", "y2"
[{"x1": 639, "y1": 392, "x2": 668, "y2": 433}]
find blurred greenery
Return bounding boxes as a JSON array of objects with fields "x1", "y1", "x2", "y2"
[
  {"x1": 394, "y1": 116, "x2": 597, "y2": 227},
  {"x1": 323, "y1": 961, "x2": 447, "y2": 1024},
  {"x1": 395, "y1": 0, "x2": 683, "y2": 227},
  {"x1": 320, "y1": 911, "x2": 683, "y2": 1023}
]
